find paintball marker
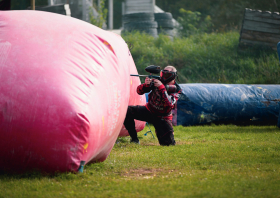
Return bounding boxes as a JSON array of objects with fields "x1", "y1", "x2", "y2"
[
  {"x1": 130, "y1": 65, "x2": 179, "y2": 93},
  {"x1": 130, "y1": 65, "x2": 161, "y2": 82}
]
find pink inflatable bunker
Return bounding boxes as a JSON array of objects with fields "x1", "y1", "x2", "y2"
[{"x1": 0, "y1": 10, "x2": 145, "y2": 173}]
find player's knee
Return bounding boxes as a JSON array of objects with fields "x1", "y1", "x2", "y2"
[{"x1": 126, "y1": 106, "x2": 135, "y2": 116}]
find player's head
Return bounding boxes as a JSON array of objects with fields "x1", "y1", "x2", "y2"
[{"x1": 160, "y1": 66, "x2": 177, "y2": 84}]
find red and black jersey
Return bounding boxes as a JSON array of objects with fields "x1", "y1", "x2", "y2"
[{"x1": 137, "y1": 82, "x2": 181, "y2": 120}]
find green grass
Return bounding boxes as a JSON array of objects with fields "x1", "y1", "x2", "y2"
[
  {"x1": 122, "y1": 31, "x2": 280, "y2": 84},
  {"x1": 1, "y1": 125, "x2": 280, "y2": 198}
]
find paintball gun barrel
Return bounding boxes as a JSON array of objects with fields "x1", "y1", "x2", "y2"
[
  {"x1": 130, "y1": 65, "x2": 179, "y2": 93},
  {"x1": 130, "y1": 65, "x2": 161, "y2": 80}
]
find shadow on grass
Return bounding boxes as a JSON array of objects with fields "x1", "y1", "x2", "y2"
[
  {"x1": 0, "y1": 168, "x2": 82, "y2": 180},
  {"x1": 227, "y1": 126, "x2": 279, "y2": 133},
  {"x1": 0, "y1": 160, "x2": 107, "y2": 179},
  {"x1": 177, "y1": 124, "x2": 279, "y2": 133}
]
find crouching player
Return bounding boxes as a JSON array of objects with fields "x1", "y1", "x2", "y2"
[{"x1": 124, "y1": 65, "x2": 182, "y2": 145}]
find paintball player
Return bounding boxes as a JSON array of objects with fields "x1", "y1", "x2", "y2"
[{"x1": 124, "y1": 66, "x2": 182, "y2": 146}]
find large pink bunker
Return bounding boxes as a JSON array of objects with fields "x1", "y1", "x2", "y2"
[{"x1": 0, "y1": 10, "x2": 145, "y2": 173}]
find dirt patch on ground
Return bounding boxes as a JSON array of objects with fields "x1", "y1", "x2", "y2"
[
  {"x1": 141, "y1": 141, "x2": 193, "y2": 146},
  {"x1": 141, "y1": 142, "x2": 160, "y2": 146},
  {"x1": 121, "y1": 168, "x2": 175, "y2": 179},
  {"x1": 176, "y1": 141, "x2": 193, "y2": 145}
]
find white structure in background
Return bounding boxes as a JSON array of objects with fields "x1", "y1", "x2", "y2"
[
  {"x1": 108, "y1": 0, "x2": 113, "y2": 29},
  {"x1": 48, "y1": 0, "x2": 99, "y2": 24},
  {"x1": 122, "y1": 0, "x2": 179, "y2": 28},
  {"x1": 154, "y1": 5, "x2": 180, "y2": 29},
  {"x1": 123, "y1": 0, "x2": 155, "y2": 14},
  {"x1": 48, "y1": 0, "x2": 54, "y2": 5}
]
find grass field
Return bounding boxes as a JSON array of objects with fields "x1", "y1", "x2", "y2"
[{"x1": 0, "y1": 125, "x2": 279, "y2": 198}]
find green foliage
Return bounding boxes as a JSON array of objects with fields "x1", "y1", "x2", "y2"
[
  {"x1": 122, "y1": 31, "x2": 280, "y2": 84},
  {"x1": 1, "y1": 125, "x2": 280, "y2": 197},
  {"x1": 177, "y1": 9, "x2": 213, "y2": 37},
  {"x1": 90, "y1": 0, "x2": 108, "y2": 28}
]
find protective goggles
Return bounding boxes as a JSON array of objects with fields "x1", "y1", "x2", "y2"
[{"x1": 160, "y1": 70, "x2": 177, "y2": 84}]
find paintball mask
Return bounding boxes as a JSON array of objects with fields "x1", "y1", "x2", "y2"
[{"x1": 160, "y1": 69, "x2": 177, "y2": 84}]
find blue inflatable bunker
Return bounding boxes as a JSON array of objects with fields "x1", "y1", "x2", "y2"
[{"x1": 177, "y1": 84, "x2": 280, "y2": 126}]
